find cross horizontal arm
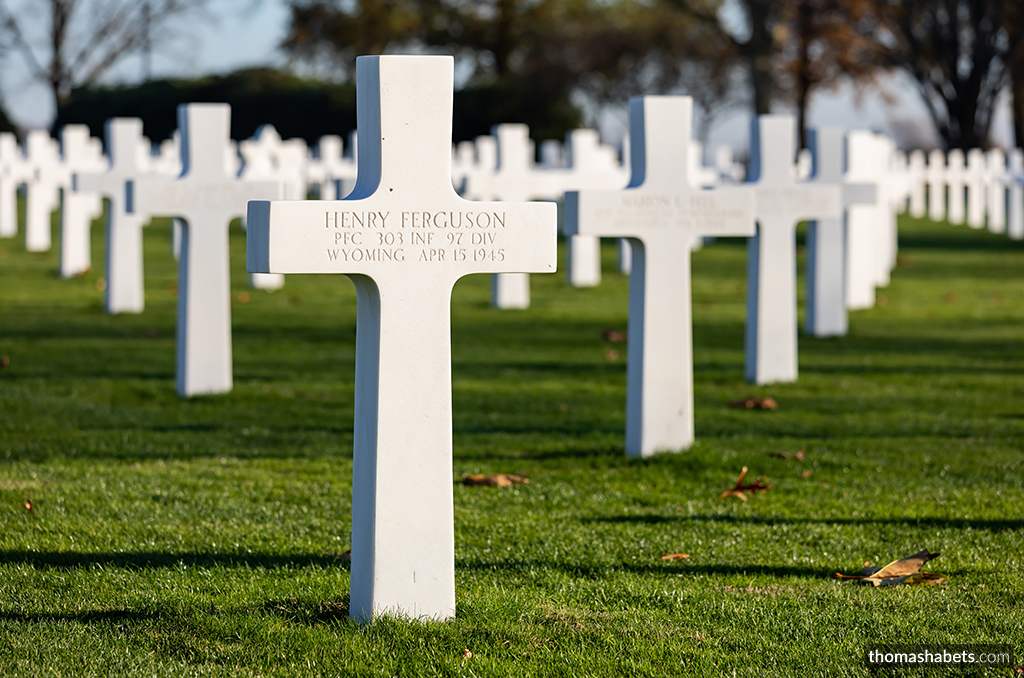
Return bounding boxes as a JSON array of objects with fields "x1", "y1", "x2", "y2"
[{"x1": 247, "y1": 197, "x2": 556, "y2": 277}]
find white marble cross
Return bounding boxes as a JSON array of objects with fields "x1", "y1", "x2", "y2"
[
  {"x1": 23, "y1": 131, "x2": 62, "y2": 252},
  {"x1": 564, "y1": 96, "x2": 754, "y2": 456},
  {"x1": 907, "y1": 150, "x2": 927, "y2": 218},
  {"x1": 804, "y1": 127, "x2": 877, "y2": 337},
  {"x1": 564, "y1": 129, "x2": 630, "y2": 288},
  {"x1": 247, "y1": 56, "x2": 556, "y2": 622},
  {"x1": 985, "y1": 149, "x2": 1007, "y2": 234},
  {"x1": 59, "y1": 125, "x2": 105, "y2": 278},
  {"x1": 844, "y1": 131, "x2": 886, "y2": 309},
  {"x1": 965, "y1": 148, "x2": 986, "y2": 228},
  {"x1": 946, "y1": 149, "x2": 966, "y2": 224},
  {"x1": 744, "y1": 116, "x2": 841, "y2": 384},
  {"x1": 1009, "y1": 149, "x2": 1024, "y2": 240},
  {"x1": 132, "y1": 104, "x2": 281, "y2": 397},
  {"x1": 76, "y1": 119, "x2": 150, "y2": 313},
  {"x1": 926, "y1": 149, "x2": 947, "y2": 221},
  {"x1": 487, "y1": 124, "x2": 539, "y2": 309},
  {"x1": 0, "y1": 133, "x2": 28, "y2": 238}
]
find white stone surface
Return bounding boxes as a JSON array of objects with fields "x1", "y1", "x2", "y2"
[
  {"x1": 132, "y1": 103, "x2": 281, "y2": 397},
  {"x1": 59, "y1": 125, "x2": 105, "y2": 278},
  {"x1": 745, "y1": 116, "x2": 841, "y2": 384},
  {"x1": 564, "y1": 96, "x2": 755, "y2": 456},
  {"x1": 946, "y1": 149, "x2": 966, "y2": 224},
  {"x1": 76, "y1": 119, "x2": 150, "y2": 313},
  {"x1": 907, "y1": 150, "x2": 927, "y2": 218},
  {"x1": 844, "y1": 131, "x2": 885, "y2": 310},
  {"x1": 805, "y1": 127, "x2": 877, "y2": 338},
  {"x1": 23, "y1": 131, "x2": 62, "y2": 252},
  {"x1": 926, "y1": 149, "x2": 946, "y2": 222},
  {"x1": 985, "y1": 149, "x2": 1007, "y2": 234},
  {"x1": 247, "y1": 56, "x2": 556, "y2": 622},
  {"x1": 0, "y1": 133, "x2": 28, "y2": 238},
  {"x1": 965, "y1": 148, "x2": 986, "y2": 228},
  {"x1": 1009, "y1": 149, "x2": 1024, "y2": 240}
]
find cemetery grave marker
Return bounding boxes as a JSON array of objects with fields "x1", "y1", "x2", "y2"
[
  {"x1": 907, "y1": 150, "x2": 926, "y2": 218},
  {"x1": 845, "y1": 131, "x2": 887, "y2": 309},
  {"x1": 805, "y1": 127, "x2": 877, "y2": 338},
  {"x1": 926, "y1": 149, "x2": 946, "y2": 222},
  {"x1": 246, "y1": 55, "x2": 557, "y2": 621},
  {"x1": 0, "y1": 133, "x2": 28, "y2": 238},
  {"x1": 1009, "y1": 149, "x2": 1023, "y2": 240},
  {"x1": 985, "y1": 149, "x2": 1007, "y2": 234},
  {"x1": 23, "y1": 131, "x2": 62, "y2": 252},
  {"x1": 76, "y1": 119, "x2": 150, "y2": 313},
  {"x1": 564, "y1": 96, "x2": 755, "y2": 456},
  {"x1": 946, "y1": 149, "x2": 966, "y2": 224},
  {"x1": 966, "y1": 148, "x2": 985, "y2": 228},
  {"x1": 744, "y1": 115, "x2": 841, "y2": 384},
  {"x1": 132, "y1": 103, "x2": 281, "y2": 397},
  {"x1": 59, "y1": 125, "x2": 105, "y2": 278}
]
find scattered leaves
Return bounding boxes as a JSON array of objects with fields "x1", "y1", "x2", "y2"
[
  {"x1": 728, "y1": 397, "x2": 778, "y2": 410},
  {"x1": 23, "y1": 500, "x2": 34, "y2": 514},
  {"x1": 0, "y1": 355, "x2": 9, "y2": 369},
  {"x1": 660, "y1": 553, "x2": 691, "y2": 561},
  {"x1": 463, "y1": 474, "x2": 529, "y2": 487},
  {"x1": 602, "y1": 329, "x2": 627, "y2": 343},
  {"x1": 720, "y1": 467, "x2": 772, "y2": 501},
  {"x1": 836, "y1": 550, "x2": 945, "y2": 586},
  {"x1": 768, "y1": 449, "x2": 804, "y2": 461},
  {"x1": 462, "y1": 649, "x2": 472, "y2": 660},
  {"x1": 238, "y1": 292, "x2": 251, "y2": 304},
  {"x1": 801, "y1": 470, "x2": 814, "y2": 478}
]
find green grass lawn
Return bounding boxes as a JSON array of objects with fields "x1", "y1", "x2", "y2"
[{"x1": 0, "y1": 211, "x2": 1022, "y2": 677}]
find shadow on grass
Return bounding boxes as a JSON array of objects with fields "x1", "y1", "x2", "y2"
[
  {"x1": 0, "y1": 551, "x2": 350, "y2": 571},
  {"x1": 456, "y1": 558, "x2": 830, "y2": 579},
  {"x1": 263, "y1": 598, "x2": 351, "y2": 626},
  {"x1": 0, "y1": 609, "x2": 156, "y2": 624},
  {"x1": 590, "y1": 514, "x2": 1024, "y2": 531}
]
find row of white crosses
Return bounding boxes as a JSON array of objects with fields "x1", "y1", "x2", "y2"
[{"x1": 907, "y1": 145, "x2": 1024, "y2": 239}]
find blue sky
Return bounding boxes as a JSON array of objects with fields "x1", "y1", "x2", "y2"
[{"x1": 1, "y1": 0, "x2": 1015, "y2": 153}]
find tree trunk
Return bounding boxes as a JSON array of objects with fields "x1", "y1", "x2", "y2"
[
  {"x1": 743, "y1": 0, "x2": 775, "y2": 116},
  {"x1": 795, "y1": 1, "x2": 813, "y2": 149},
  {"x1": 1014, "y1": 68, "x2": 1024, "y2": 148}
]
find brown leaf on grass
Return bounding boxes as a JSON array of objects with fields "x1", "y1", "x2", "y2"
[
  {"x1": 768, "y1": 449, "x2": 804, "y2": 461},
  {"x1": 463, "y1": 474, "x2": 529, "y2": 487},
  {"x1": 835, "y1": 550, "x2": 943, "y2": 586},
  {"x1": 728, "y1": 397, "x2": 778, "y2": 410},
  {"x1": 1, "y1": 355, "x2": 9, "y2": 369},
  {"x1": 602, "y1": 329, "x2": 627, "y2": 343},
  {"x1": 720, "y1": 467, "x2": 772, "y2": 501},
  {"x1": 462, "y1": 649, "x2": 473, "y2": 660},
  {"x1": 660, "y1": 553, "x2": 691, "y2": 561},
  {"x1": 801, "y1": 470, "x2": 814, "y2": 478},
  {"x1": 23, "y1": 500, "x2": 34, "y2": 514}
]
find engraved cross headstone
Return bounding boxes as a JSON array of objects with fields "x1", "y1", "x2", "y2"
[
  {"x1": 132, "y1": 103, "x2": 281, "y2": 397},
  {"x1": 247, "y1": 56, "x2": 556, "y2": 621},
  {"x1": 744, "y1": 115, "x2": 841, "y2": 384},
  {"x1": 76, "y1": 119, "x2": 150, "y2": 313},
  {"x1": 844, "y1": 131, "x2": 885, "y2": 309},
  {"x1": 23, "y1": 131, "x2": 62, "y2": 252},
  {"x1": 59, "y1": 125, "x2": 105, "y2": 278},
  {"x1": 1009, "y1": 149, "x2": 1024, "y2": 240},
  {"x1": 0, "y1": 133, "x2": 28, "y2": 238},
  {"x1": 564, "y1": 96, "x2": 755, "y2": 456},
  {"x1": 805, "y1": 127, "x2": 877, "y2": 337},
  {"x1": 926, "y1": 149, "x2": 946, "y2": 222}
]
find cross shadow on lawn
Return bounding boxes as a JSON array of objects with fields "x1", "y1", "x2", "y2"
[
  {"x1": 590, "y1": 514, "x2": 1024, "y2": 531},
  {"x1": 0, "y1": 609, "x2": 155, "y2": 624},
  {"x1": 0, "y1": 551, "x2": 350, "y2": 571},
  {"x1": 456, "y1": 558, "x2": 829, "y2": 580}
]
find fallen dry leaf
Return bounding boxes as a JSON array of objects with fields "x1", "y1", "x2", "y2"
[
  {"x1": 462, "y1": 649, "x2": 473, "y2": 660},
  {"x1": 23, "y1": 500, "x2": 34, "y2": 514},
  {"x1": 836, "y1": 549, "x2": 944, "y2": 586},
  {"x1": 945, "y1": 291, "x2": 957, "y2": 303},
  {"x1": 720, "y1": 467, "x2": 772, "y2": 501},
  {"x1": 602, "y1": 329, "x2": 627, "y2": 343},
  {"x1": 463, "y1": 474, "x2": 529, "y2": 488},
  {"x1": 768, "y1": 449, "x2": 804, "y2": 461},
  {"x1": 95, "y1": 278, "x2": 107, "y2": 291},
  {"x1": 238, "y1": 292, "x2": 251, "y2": 304},
  {"x1": 1, "y1": 355, "x2": 9, "y2": 369},
  {"x1": 605, "y1": 348, "x2": 619, "y2": 361},
  {"x1": 801, "y1": 470, "x2": 814, "y2": 478},
  {"x1": 660, "y1": 553, "x2": 691, "y2": 561},
  {"x1": 728, "y1": 397, "x2": 778, "y2": 410}
]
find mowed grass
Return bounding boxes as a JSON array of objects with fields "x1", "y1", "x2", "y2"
[{"x1": 0, "y1": 209, "x2": 1022, "y2": 677}]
